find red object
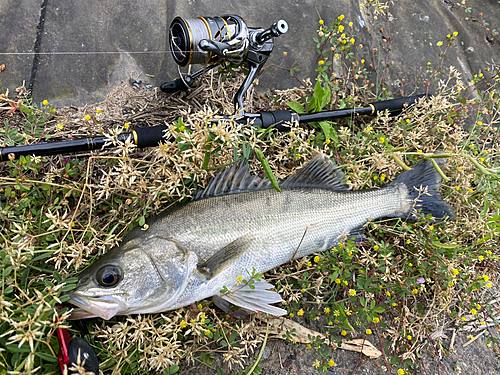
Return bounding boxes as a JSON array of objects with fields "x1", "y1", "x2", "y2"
[{"x1": 56, "y1": 306, "x2": 71, "y2": 373}]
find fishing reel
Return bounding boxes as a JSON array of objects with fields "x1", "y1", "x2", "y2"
[{"x1": 160, "y1": 15, "x2": 288, "y2": 114}]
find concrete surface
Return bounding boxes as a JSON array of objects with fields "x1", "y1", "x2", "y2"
[
  {"x1": 0, "y1": 0, "x2": 43, "y2": 95},
  {"x1": 1, "y1": 0, "x2": 499, "y2": 107}
]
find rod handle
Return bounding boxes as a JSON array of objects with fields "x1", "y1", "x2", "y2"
[{"x1": 134, "y1": 125, "x2": 169, "y2": 148}]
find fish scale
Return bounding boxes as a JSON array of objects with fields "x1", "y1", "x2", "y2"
[{"x1": 68, "y1": 154, "x2": 454, "y2": 319}]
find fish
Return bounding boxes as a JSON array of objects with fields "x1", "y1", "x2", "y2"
[{"x1": 67, "y1": 153, "x2": 454, "y2": 320}]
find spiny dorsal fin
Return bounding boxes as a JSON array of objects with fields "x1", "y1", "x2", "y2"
[
  {"x1": 281, "y1": 153, "x2": 349, "y2": 190},
  {"x1": 197, "y1": 235, "x2": 254, "y2": 280},
  {"x1": 194, "y1": 161, "x2": 272, "y2": 200}
]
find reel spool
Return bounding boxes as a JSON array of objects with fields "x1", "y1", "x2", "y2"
[{"x1": 170, "y1": 15, "x2": 248, "y2": 66}]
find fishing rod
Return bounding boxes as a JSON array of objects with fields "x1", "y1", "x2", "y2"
[
  {"x1": 0, "y1": 95, "x2": 425, "y2": 161},
  {"x1": 0, "y1": 14, "x2": 425, "y2": 162}
]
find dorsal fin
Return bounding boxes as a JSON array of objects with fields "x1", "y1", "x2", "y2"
[
  {"x1": 194, "y1": 161, "x2": 273, "y2": 200},
  {"x1": 281, "y1": 153, "x2": 349, "y2": 190}
]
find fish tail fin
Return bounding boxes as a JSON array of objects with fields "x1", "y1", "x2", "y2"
[{"x1": 388, "y1": 158, "x2": 455, "y2": 221}]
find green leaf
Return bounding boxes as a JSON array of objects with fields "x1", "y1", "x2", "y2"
[
  {"x1": 286, "y1": 101, "x2": 305, "y2": 114},
  {"x1": 138, "y1": 216, "x2": 146, "y2": 226},
  {"x1": 432, "y1": 240, "x2": 458, "y2": 249},
  {"x1": 254, "y1": 148, "x2": 281, "y2": 193},
  {"x1": 19, "y1": 103, "x2": 33, "y2": 115},
  {"x1": 35, "y1": 352, "x2": 57, "y2": 362}
]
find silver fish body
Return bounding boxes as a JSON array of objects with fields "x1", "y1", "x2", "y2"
[{"x1": 68, "y1": 154, "x2": 454, "y2": 319}]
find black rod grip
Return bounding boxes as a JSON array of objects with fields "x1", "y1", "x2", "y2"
[
  {"x1": 372, "y1": 94, "x2": 426, "y2": 113},
  {"x1": 134, "y1": 125, "x2": 169, "y2": 148}
]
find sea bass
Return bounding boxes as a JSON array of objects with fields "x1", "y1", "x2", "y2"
[{"x1": 68, "y1": 154, "x2": 454, "y2": 319}]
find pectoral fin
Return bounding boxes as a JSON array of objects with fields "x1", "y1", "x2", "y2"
[
  {"x1": 197, "y1": 235, "x2": 254, "y2": 280},
  {"x1": 219, "y1": 279, "x2": 286, "y2": 316}
]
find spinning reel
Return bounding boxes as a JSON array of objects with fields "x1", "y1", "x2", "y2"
[{"x1": 160, "y1": 15, "x2": 288, "y2": 114}]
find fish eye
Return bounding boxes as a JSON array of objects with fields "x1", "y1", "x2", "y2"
[{"x1": 96, "y1": 265, "x2": 121, "y2": 287}]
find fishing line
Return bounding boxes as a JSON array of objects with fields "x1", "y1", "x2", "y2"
[{"x1": 0, "y1": 50, "x2": 198, "y2": 55}]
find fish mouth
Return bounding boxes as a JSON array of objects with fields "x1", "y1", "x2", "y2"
[{"x1": 68, "y1": 293, "x2": 121, "y2": 320}]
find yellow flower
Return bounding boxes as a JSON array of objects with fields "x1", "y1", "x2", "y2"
[
  {"x1": 289, "y1": 313, "x2": 294, "y2": 317},
  {"x1": 124, "y1": 123, "x2": 130, "y2": 129},
  {"x1": 412, "y1": 289, "x2": 419, "y2": 295},
  {"x1": 324, "y1": 307, "x2": 330, "y2": 313},
  {"x1": 407, "y1": 335, "x2": 412, "y2": 340},
  {"x1": 57, "y1": 123, "x2": 63, "y2": 130},
  {"x1": 319, "y1": 19, "x2": 324, "y2": 25},
  {"x1": 349, "y1": 22, "x2": 353, "y2": 27},
  {"x1": 338, "y1": 25, "x2": 345, "y2": 32},
  {"x1": 350, "y1": 38, "x2": 355, "y2": 44},
  {"x1": 379, "y1": 137, "x2": 385, "y2": 143},
  {"x1": 84, "y1": 115, "x2": 91, "y2": 121},
  {"x1": 314, "y1": 255, "x2": 320, "y2": 262},
  {"x1": 335, "y1": 278, "x2": 341, "y2": 284},
  {"x1": 328, "y1": 321, "x2": 333, "y2": 325},
  {"x1": 70, "y1": 221, "x2": 75, "y2": 228},
  {"x1": 373, "y1": 317, "x2": 380, "y2": 323},
  {"x1": 319, "y1": 60, "x2": 325, "y2": 65},
  {"x1": 455, "y1": 186, "x2": 461, "y2": 191},
  {"x1": 453, "y1": 31, "x2": 458, "y2": 36},
  {"x1": 408, "y1": 263, "x2": 413, "y2": 267},
  {"x1": 341, "y1": 330, "x2": 347, "y2": 336},
  {"x1": 386, "y1": 291, "x2": 391, "y2": 297},
  {"x1": 313, "y1": 359, "x2": 320, "y2": 368},
  {"x1": 479, "y1": 255, "x2": 484, "y2": 261},
  {"x1": 307, "y1": 343, "x2": 312, "y2": 349},
  {"x1": 486, "y1": 282, "x2": 492, "y2": 288},
  {"x1": 349, "y1": 289, "x2": 356, "y2": 296},
  {"x1": 96, "y1": 108, "x2": 102, "y2": 114},
  {"x1": 237, "y1": 275, "x2": 243, "y2": 282},
  {"x1": 204, "y1": 330, "x2": 210, "y2": 336},
  {"x1": 374, "y1": 245, "x2": 379, "y2": 250},
  {"x1": 298, "y1": 309, "x2": 304, "y2": 316},
  {"x1": 343, "y1": 280, "x2": 348, "y2": 286},
  {"x1": 42, "y1": 100, "x2": 48, "y2": 106},
  {"x1": 476, "y1": 304, "x2": 481, "y2": 310},
  {"x1": 333, "y1": 310, "x2": 340, "y2": 317},
  {"x1": 436, "y1": 41, "x2": 443, "y2": 46},
  {"x1": 380, "y1": 174, "x2": 386, "y2": 181},
  {"x1": 307, "y1": 261, "x2": 312, "y2": 267},
  {"x1": 180, "y1": 320, "x2": 187, "y2": 328},
  {"x1": 471, "y1": 308, "x2": 477, "y2": 315},
  {"x1": 328, "y1": 359, "x2": 335, "y2": 367},
  {"x1": 361, "y1": 59, "x2": 365, "y2": 64},
  {"x1": 366, "y1": 329, "x2": 372, "y2": 335},
  {"x1": 338, "y1": 14, "x2": 345, "y2": 21},
  {"x1": 345, "y1": 308, "x2": 352, "y2": 316},
  {"x1": 398, "y1": 370, "x2": 405, "y2": 375},
  {"x1": 325, "y1": 139, "x2": 331, "y2": 144},
  {"x1": 452, "y1": 269, "x2": 459, "y2": 276},
  {"x1": 461, "y1": 317, "x2": 467, "y2": 321}
]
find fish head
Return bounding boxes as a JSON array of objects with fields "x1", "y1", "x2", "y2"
[{"x1": 68, "y1": 234, "x2": 197, "y2": 320}]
